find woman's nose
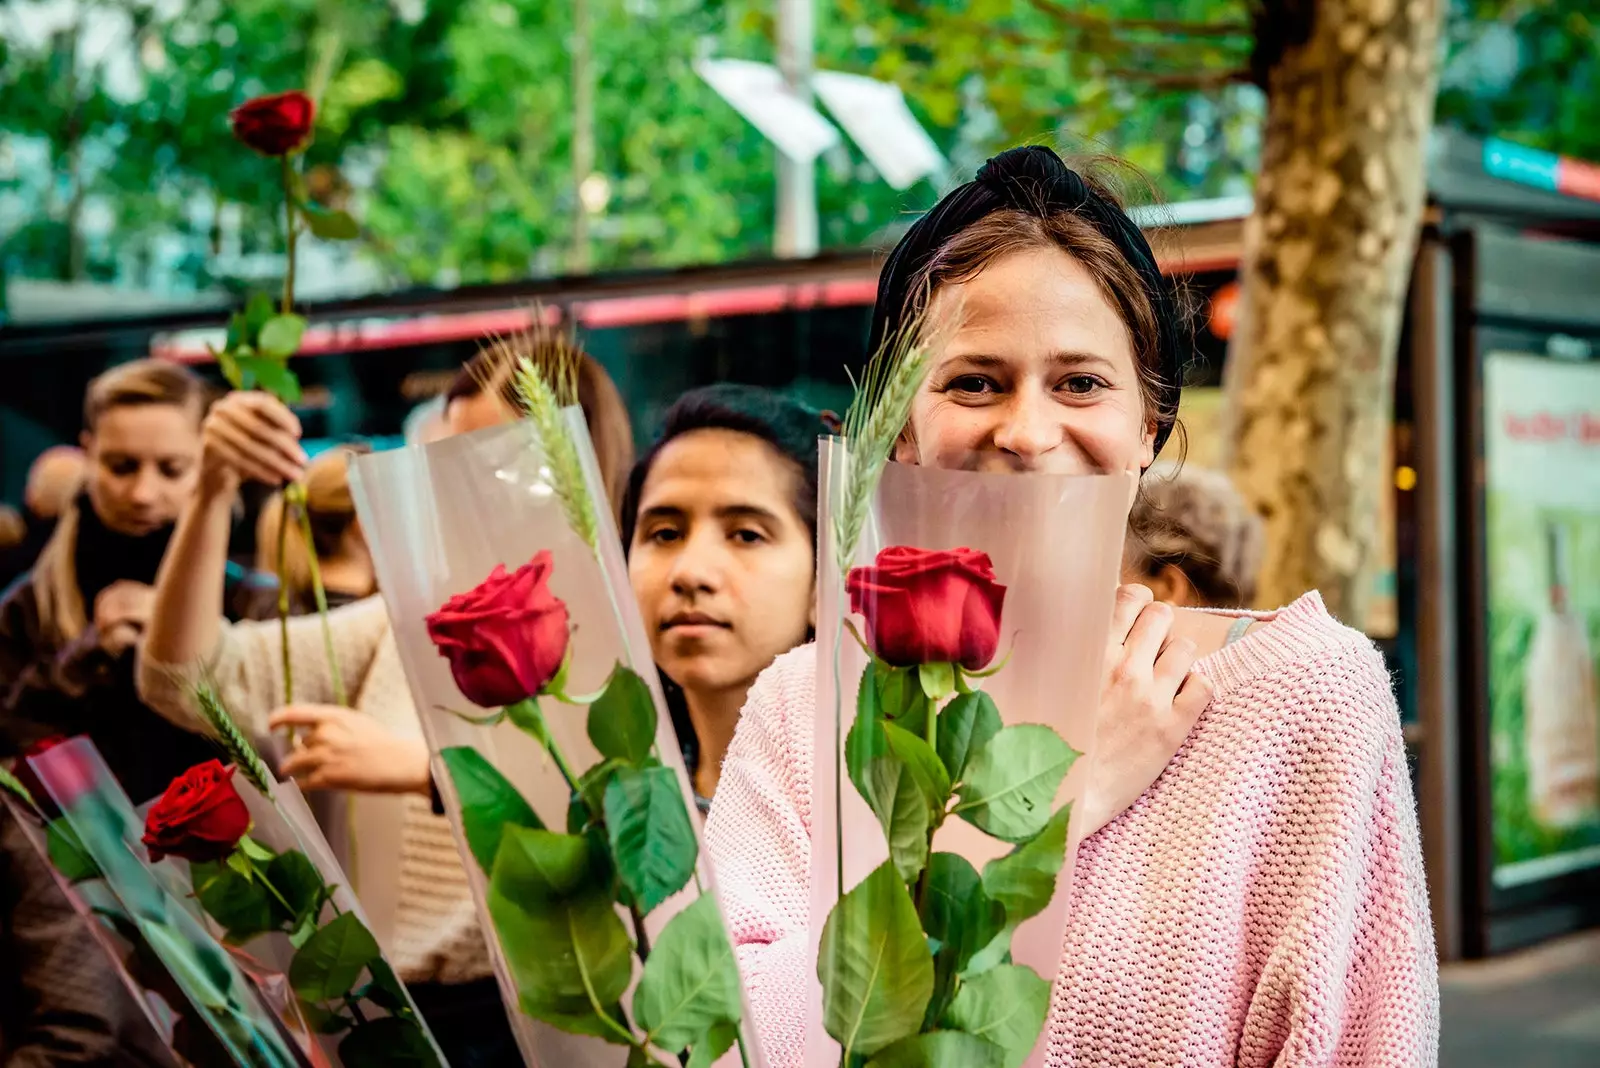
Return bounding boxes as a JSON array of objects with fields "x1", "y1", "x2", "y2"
[
  {"x1": 668, "y1": 532, "x2": 725, "y2": 594},
  {"x1": 991, "y1": 391, "x2": 1061, "y2": 463}
]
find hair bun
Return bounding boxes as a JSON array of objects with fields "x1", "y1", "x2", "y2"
[{"x1": 975, "y1": 146, "x2": 1089, "y2": 214}]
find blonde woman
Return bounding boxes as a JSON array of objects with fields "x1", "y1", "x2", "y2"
[
  {"x1": 0, "y1": 361, "x2": 216, "y2": 803},
  {"x1": 250, "y1": 444, "x2": 376, "y2": 619}
]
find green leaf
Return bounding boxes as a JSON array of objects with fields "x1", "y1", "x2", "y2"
[
  {"x1": 442, "y1": 746, "x2": 543, "y2": 873},
  {"x1": 491, "y1": 826, "x2": 594, "y2": 901},
  {"x1": 587, "y1": 664, "x2": 657, "y2": 765},
  {"x1": 917, "y1": 662, "x2": 955, "y2": 701},
  {"x1": 604, "y1": 765, "x2": 698, "y2": 915},
  {"x1": 301, "y1": 1001, "x2": 355, "y2": 1035},
  {"x1": 215, "y1": 345, "x2": 244, "y2": 390},
  {"x1": 192, "y1": 860, "x2": 281, "y2": 941},
  {"x1": 358, "y1": 956, "x2": 411, "y2": 1013},
  {"x1": 980, "y1": 804, "x2": 1072, "y2": 929},
  {"x1": 954, "y1": 725, "x2": 1077, "y2": 842},
  {"x1": 633, "y1": 893, "x2": 742, "y2": 1052},
  {"x1": 685, "y1": 1020, "x2": 740, "y2": 1068},
  {"x1": 489, "y1": 835, "x2": 634, "y2": 1042},
  {"x1": 237, "y1": 835, "x2": 276, "y2": 864},
  {"x1": 302, "y1": 204, "x2": 360, "y2": 241},
  {"x1": 337, "y1": 1016, "x2": 440, "y2": 1068},
  {"x1": 936, "y1": 691, "x2": 1002, "y2": 784},
  {"x1": 847, "y1": 669, "x2": 891, "y2": 810},
  {"x1": 576, "y1": 757, "x2": 624, "y2": 823},
  {"x1": 258, "y1": 314, "x2": 306, "y2": 358},
  {"x1": 864, "y1": 754, "x2": 929, "y2": 883},
  {"x1": 873, "y1": 661, "x2": 927, "y2": 734},
  {"x1": 817, "y1": 860, "x2": 933, "y2": 1060},
  {"x1": 881, "y1": 721, "x2": 950, "y2": 812},
  {"x1": 940, "y1": 964, "x2": 1051, "y2": 1068},
  {"x1": 234, "y1": 355, "x2": 302, "y2": 404},
  {"x1": 921, "y1": 853, "x2": 1005, "y2": 1023},
  {"x1": 866, "y1": 1031, "x2": 1004, "y2": 1068},
  {"x1": 46, "y1": 820, "x2": 100, "y2": 882},
  {"x1": 288, "y1": 912, "x2": 382, "y2": 1003},
  {"x1": 265, "y1": 849, "x2": 326, "y2": 923},
  {"x1": 243, "y1": 292, "x2": 275, "y2": 342}
]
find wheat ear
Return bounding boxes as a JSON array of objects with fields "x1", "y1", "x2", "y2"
[
  {"x1": 511, "y1": 345, "x2": 599, "y2": 552},
  {"x1": 194, "y1": 681, "x2": 276, "y2": 797}
]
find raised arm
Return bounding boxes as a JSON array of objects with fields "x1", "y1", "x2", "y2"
[{"x1": 144, "y1": 390, "x2": 306, "y2": 671}]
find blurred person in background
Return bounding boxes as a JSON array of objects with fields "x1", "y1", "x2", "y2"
[
  {"x1": 0, "y1": 361, "x2": 217, "y2": 804},
  {"x1": 0, "y1": 447, "x2": 87, "y2": 592},
  {"x1": 248, "y1": 444, "x2": 376, "y2": 619},
  {"x1": 136, "y1": 336, "x2": 635, "y2": 1067},
  {"x1": 1123, "y1": 464, "x2": 1265, "y2": 609},
  {"x1": 621, "y1": 385, "x2": 830, "y2": 809}
]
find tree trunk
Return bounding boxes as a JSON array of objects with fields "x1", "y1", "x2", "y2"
[
  {"x1": 1224, "y1": 0, "x2": 1443, "y2": 622},
  {"x1": 569, "y1": 0, "x2": 594, "y2": 273}
]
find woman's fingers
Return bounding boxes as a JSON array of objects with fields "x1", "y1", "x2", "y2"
[
  {"x1": 267, "y1": 705, "x2": 331, "y2": 733},
  {"x1": 1121, "y1": 600, "x2": 1174, "y2": 668},
  {"x1": 207, "y1": 415, "x2": 303, "y2": 485},
  {"x1": 1109, "y1": 583, "x2": 1154, "y2": 647},
  {"x1": 1172, "y1": 668, "x2": 1215, "y2": 721},
  {"x1": 207, "y1": 394, "x2": 307, "y2": 484},
  {"x1": 1152, "y1": 635, "x2": 1198, "y2": 699}
]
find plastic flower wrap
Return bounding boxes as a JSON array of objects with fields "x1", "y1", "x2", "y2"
[
  {"x1": 136, "y1": 691, "x2": 447, "y2": 1068},
  {"x1": 803, "y1": 330, "x2": 1131, "y2": 1068},
  {"x1": 350, "y1": 345, "x2": 762, "y2": 1067},
  {"x1": 14, "y1": 737, "x2": 306, "y2": 1068}
]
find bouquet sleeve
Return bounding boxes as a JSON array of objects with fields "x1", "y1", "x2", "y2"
[
  {"x1": 805, "y1": 437, "x2": 1132, "y2": 1068},
  {"x1": 23, "y1": 738, "x2": 309, "y2": 1068},
  {"x1": 351, "y1": 411, "x2": 764, "y2": 1068}
]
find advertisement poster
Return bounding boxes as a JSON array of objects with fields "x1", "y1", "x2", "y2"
[{"x1": 1485, "y1": 352, "x2": 1600, "y2": 888}]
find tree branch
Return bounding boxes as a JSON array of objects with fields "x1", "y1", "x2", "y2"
[{"x1": 1024, "y1": 0, "x2": 1252, "y2": 39}]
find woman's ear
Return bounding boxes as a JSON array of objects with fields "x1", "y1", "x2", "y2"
[{"x1": 1148, "y1": 563, "x2": 1196, "y2": 608}]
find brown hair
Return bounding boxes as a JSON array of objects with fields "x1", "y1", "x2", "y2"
[
  {"x1": 446, "y1": 328, "x2": 636, "y2": 518},
  {"x1": 1126, "y1": 465, "x2": 1264, "y2": 607},
  {"x1": 255, "y1": 444, "x2": 372, "y2": 605},
  {"x1": 83, "y1": 359, "x2": 210, "y2": 431},
  {"x1": 911, "y1": 203, "x2": 1176, "y2": 437}
]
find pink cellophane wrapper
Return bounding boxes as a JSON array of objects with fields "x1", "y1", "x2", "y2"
[
  {"x1": 805, "y1": 439, "x2": 1132, "y2": 1068},
  {"x1": 350, "y1": 411, "x2": 764, "y2": 1068},
  {"x1": 1, "y1": 791, "x2": 180, "y2": 1060}
]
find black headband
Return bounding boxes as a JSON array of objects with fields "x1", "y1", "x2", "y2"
[{"x1": 867, "y1": 145, "x2": 1186, "y2": 456}]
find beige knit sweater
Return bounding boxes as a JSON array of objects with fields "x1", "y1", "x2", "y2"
[{"x1": 136, "y1": 596, "x2": 491, "y2": 985}]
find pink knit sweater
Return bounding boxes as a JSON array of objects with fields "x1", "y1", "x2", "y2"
[{"x1": 705, "y1": 592, "x2": 1439, "y2": 1067}]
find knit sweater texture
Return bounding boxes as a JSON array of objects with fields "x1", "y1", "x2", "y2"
[
  {"x1": 136, "y1": 596, "x2": 491, "y2": 986},
  {"x1": 705, "y1": 592, "x2": 1439, "y2": 1067}
]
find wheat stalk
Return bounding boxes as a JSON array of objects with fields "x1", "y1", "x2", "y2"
[
  {"x1": 475, "y1": 321, "x2": 601, "y2": 552},
  {"x1": 833, "y1": 301, "x2": 957, "y2": 572},
  {"x1": 194, "y1": 681, "x2": 276, "y2": 798}
]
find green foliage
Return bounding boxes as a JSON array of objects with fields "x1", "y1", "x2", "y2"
[
  {"x1": 442, "y1": 745, "x2": 544, "y2": 873},
  {"x1": 587, "y1": 664, "x2": 658, "y2": 765},
  {"x1": 953, "y1": 725, "x2": 1078, "y2": 843},
  {"x1": 288, "y1": 911, "x2": 382, "y2": 1002},
  {"x1": 632, "y1": 894, "x2": 743, "y2": 1052},
  {"x1": 603, "y1": 765, "x2": 699, "y2": 915},
  {"x1": 818, "y1": 861, "x2": 934, "y2": 1060},
  {"x1": 939, "y1": 965, "x2": 1051, "y2": 1068}
]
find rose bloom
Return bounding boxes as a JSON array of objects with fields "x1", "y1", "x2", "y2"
[
  {"x1": 141, "y1": 761, "x2": 252, "y2": 864},
  {"x1": 425, "y1": 550, "x2": 572, "y2": 708},
  {"x1": 229, "y1": 91, "x2": 315, "y2": 156},
  {"x1": 847, "y1": 545, "x2": 1007, "y2": 670}
]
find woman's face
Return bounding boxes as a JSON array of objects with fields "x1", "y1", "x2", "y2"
[
  {"x1": 629, "y1": 429, "x2": 815, "y2": 700},
  {"x1": 896, "y1": 245, "x2": 1156, "y2": 476},
  {"x1": 82, "y1": 404, "x2": 203, "y2": 536}
]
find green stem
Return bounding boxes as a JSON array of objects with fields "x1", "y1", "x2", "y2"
[
  {"x1": 736, "y1": 1032, "x2": 752, "y2": 1068},
  {"x1": 833, "y1": 623, "x2": 844, "y2": 907},
  {"x1": 288, "y1": 483, "x2": 347, "y2": 705},
  {"x1": 925, "y1": 691, "x2": 937, "y2": 754},
  {"x1": 628, "y1": 901, "x2": 651, "y2": 963},
  {"x1": 275, "y1": 497, "x2": 294, "y2": 716},
  {"x1": 243, "y1": 856, "x2": 298, "y2": 919},
  {"x1": 280, "y1": 154, "x2": 296, "y2": 316}
]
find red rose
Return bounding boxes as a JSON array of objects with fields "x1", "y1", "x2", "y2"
[
  {"x1": 847, "y1": 546, "x2": 1007, "y2": 670},
  {"x1": 141, "y1": 761, "x2": 251, "y2": 864},
  {"x1": 13, "y1": 735, "x2": 72, "y2": 812},
  {"x1": 425, "y1": 551, "x2": 572, "y2": 708},
  {"x1": 229, "y1": 91, "x2": 315, "y2": 156}
]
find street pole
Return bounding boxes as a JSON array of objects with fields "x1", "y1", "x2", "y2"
[
  {"x1": 570, "y1": 0, "x2": 595, "y2": 274},
  {"x1": 774, "y1": 0, "x2": 817, "y2": 258}
]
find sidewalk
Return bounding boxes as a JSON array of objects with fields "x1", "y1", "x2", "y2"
[{"x1": 1441, "y1": 929, "x2": 1600, "y2": 1067}]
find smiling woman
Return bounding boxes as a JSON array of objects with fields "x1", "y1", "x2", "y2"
[{"x1": 621, "y1": 385, "x2": 832, "y2": 805}]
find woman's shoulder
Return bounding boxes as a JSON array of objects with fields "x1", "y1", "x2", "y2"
[{"x1": 1200, "y1": 591, "x2": 1399, "y2": 744}]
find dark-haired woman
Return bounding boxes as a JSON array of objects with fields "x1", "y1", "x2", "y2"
[
  {"x1": 622, "y1": 384, "x2": 830, "y2": 808},
  {"x1": 706, "y1": 147, "x2": 1438, "y2": 1066}
]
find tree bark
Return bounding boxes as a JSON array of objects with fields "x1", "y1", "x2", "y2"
[{"x1": 1224, "y1": 0, "x2": 1443, "y2": 621}]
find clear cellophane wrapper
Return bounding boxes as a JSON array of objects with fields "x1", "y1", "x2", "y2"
[
  {"x1": 27, "y1": 738, "x2": 308, "y2": 1068},
  {"x1": 805, "y1": 439, "x2": 1131, "y2": 1068},
  {"x1": 351, "y1": 411, "x2": 764, "y2": 1068},
  {"x1": 156, "y1": 774, "x2": 448, "y2": 1068},
  {"x1": 2, "y1": 790, "x2": 183, "y2": 1062}
]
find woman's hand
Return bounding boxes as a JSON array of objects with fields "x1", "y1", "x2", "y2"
[
  {"x1": 268, "y1": 705, "x2": 432, "y2": 796},
  {"x1": 199, "y1": 391, "x2": 307, "y2": 497},
  {"x1": 1077, "y1": 584, "x2": 1214, "y2": 836}
]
